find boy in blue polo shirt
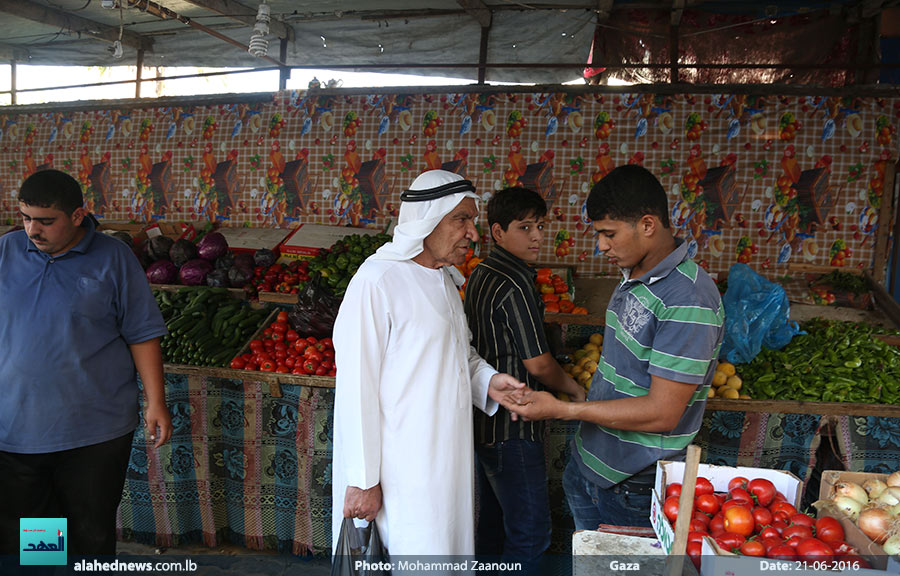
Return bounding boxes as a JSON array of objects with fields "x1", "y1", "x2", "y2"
[
  {"x1": 0, "y1": 169, "x2": 172, "y2": 556},
  {"x1": 465, "y1": 187, "x2": 584, "y2": 565},
  {"x1": 502, "y1": 166, "x2": 724, "y2": 529}
]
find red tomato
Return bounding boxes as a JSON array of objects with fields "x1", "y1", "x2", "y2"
[
  {"x1": 766, "y1": 544, "x2": 796, "y2": 560},
  {"x1": 229, "y1": 357, "x2": 246, "y2": 370},
  {"x1": 285, "y1": 330, "x2": 300, "y2": 342},
  {"x1": 722, "y1": 499, "x2": 752, "y2": 513},
  {"x1": 686, "y1": 541, "x2": 702, "y2": 571},
  {"x1": 291, "y1": 366, "x2": 306, "y2": 375},
  {"x1": 772, "y1": 510, "x2": 792, "y2": 524},
  {"x1": 270, "y1": 331, "x2": 284, "y2": 342},
  {"x1": 259, "y1": 360, "x2": 276, "y2": 372},
  {"x1": 695, "y1": 477, "x2": 715, "y2": 496},
  {"x1": 271, "y1": 321, "x2": 288, "y2": 334},
  {"x1": 664, "y1": 496, "x2": 680, "y2": 524},
  {"x1": 692, "y1": 510, "x2": 711, "y2": 527},
  {"x1": 306, "y1": 336, "x2": 318, "y2": 345},
  {"x1": 796, "y1": 538, "x2": 834, "y2": 559},
  {"x1": 784, "y1": 536, "x2": 805, "y2": 549},
  {"x1": 782, "y1": 525, "x2": 813, "y2": 542},
  {"x1": 665, "y1": 483, "x2": 682, "y2": 499},
  {"x1": 320, "y1": 337, "x2": 334, "y2": 349},
  {"x1": 769, "y1": 501, "x2": 797, "y2": 517},
  {"x1": 688, "y1": 531, "x2": 706, "y2": 544},
  {"x1": 248, "y1": 339, "x2": 264, "y2": 353},
  {"x1": 244, "y1": 362, "x2": 258, "y2": 371},
  {"x1": 729, "y1": 487, "x2": 753, "y2": 504},
  {"x1": 748, "y1": 478, "x2": 776, "y2": 507},
  {"x1": 739, "y1": 540, "x2": 766, "y2": 557},
  {"x1": 303, "y1": 359, "x2": 320, "y2": 374},
  {"x1": 315, "y1": 365, "x2": 328, "y2": 376},
  {"x1": 274, "y1": 341, "x2": 288, "y2": 352},
  {"x1": 284, "y1": 357, "x2": 295, "y2": 368},
  {"x1": 772, "y1": 491, "x2": 788, "y2": 503},
  {"x1": 708, "y1": 513, "x2": 726, "y2": 537},
  {"x1": 275, "y1": 364, "x2": 290, "y2": 374},
  {"x1": 716, "y1": 532, "x2": 747, "y2": 551},
  {"x1": 770, "y1": 520, "x2": 789, "y2": 536},
  {"x1": 276, "y1": 311, "x2": 289, "y2": 323},
  {"x1": 728, "y1": 477, "x2": 749, "y2": 492},
  {"x1": 723, "y1": 506, "x2": 754, "y2": 537},
  {"x1": 759, "y1": 536, "x2": 784, "y2": 552},
  {"x1": 323, "y1": 349, "x2": 335, "y2": 361},
  {"x1": 327, "y1": 369, "x2": 336, "y2": 377},
  {"x1": 789, "y1": 513, "x2": 815, "y2": 529},
  {"x1": 752, "y1": 506, "x2": 773, "y2": 531},
  {"x1": 814, "y1": 516, "x2": 844, "y2": 543},
  {"x1": 305, "y1": 348, "x2": 323, "y2": 362},
  {"x1": 689, "y1": 519, "x2": 709, "y2": 532},
  {"x1": 274, "y1": 350, "x2": 288, "y2": 361},
  {"x1": 714, "y1": 492, "x2": 727, "y2": 506},
  {"x1": 695, "y1": 493, "x2": 720, "y2": 515},
  {"x1": 757, "y1": 526, "x2": 780, "y2": 541},
  {"x1": 294, "y1": 340, "x2": 310, "y2": 353}
]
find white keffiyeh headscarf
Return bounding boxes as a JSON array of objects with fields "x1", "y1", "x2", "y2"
[{"x1": 371, "y1": 170, "x2": 478, "y2": 262}]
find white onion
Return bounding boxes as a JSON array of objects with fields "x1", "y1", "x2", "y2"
[
  {"x1": 876, "y1": 487, "x2": 900, "y2": 507},
  {"x1": 888, "y1": 470, "x2": 900, "y2": 488},
  {"x1": 863, "y1": 478, "x2": 888, "y2": 499},
  {"x1": 888, "y1": 503, "x2": 900, "y2": 517},
  {"x1": 831, "y1": 495, "x2": 864, "y2": 521},
  {"x1": 884, "y1": 533, "x2": 900, "y2": 556},
  {"x1": 833, "y1": 481, "x2": 869, "y2": 505},
  {"x1": 857, "y1": 506, "x2": 893, "y2": 544}
]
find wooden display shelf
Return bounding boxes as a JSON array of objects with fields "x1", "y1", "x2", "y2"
[
  {"x1": 705, "y1": 397, "x2": 900, "y2": 417},
  {"x1": 164, "y1": 363, "x2": 335, "y2": 397},
  {"x1": 257, "y1": 291, "x2": 299, "y2": 304},
  {"x1": 151, "y1": 283, "x2": 247, "y2": 299}
]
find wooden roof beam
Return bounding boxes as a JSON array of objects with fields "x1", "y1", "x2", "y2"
[
  {"x1": 0, "y1": 0, "x2": 152, "y2": 51},
  {"x1": 595, "y1": 0, "x2": 613, "y2": 22},
  {"x1": 456, "y1": 0, "x2": 492, "y2": 28},
  {"x1": 181, "y1": 0, "x2": 293, "y2": 41},
  {"x1": 671, "y1": 0, "x2": 685, "y2": 26},
  {"x1": 0, "y1": 41, "x2": 29, "y2": 61}
]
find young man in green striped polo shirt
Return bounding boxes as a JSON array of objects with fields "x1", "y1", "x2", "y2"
[{"x1": 503, "y1": 164, "x2": 724, "y2": 529}]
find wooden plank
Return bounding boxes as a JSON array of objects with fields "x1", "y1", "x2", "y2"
[
  {"x1": 865, "y1": 271, "x2": 900, "y2": 329},
  {"x1": 871, "y1": 160, "x2": 897, "y2": 285},
  {"x1": 456, "y1": 0, "x2": 492, "y2": 28},
  {"x1": 0, "y1": 0, "x2": 151, "y2": 51},
  {"x1": 258, "y1": 291, "x2": 299, "y2": 304},
  {"x1": 164, "y1": 363, "x2": 336, "y2": 389},
  {"x1": 873, "y1": 334, "x2": 900, "y2": 347},
  {"x1": 787, "y1": 263, "x2": 864, "y2": 276},
  {"x1": 545, "y1": 313, "x2": 604, "y2": 326},
  {"x1": 706, "y1": 398, "x2": 900, "y2": 417},
  {"x1": 181, "y1": 0, "x2": 294, "y2": 40},
  {"x1": 151, "y1": 283, "x2": 248, "y2": 299}
]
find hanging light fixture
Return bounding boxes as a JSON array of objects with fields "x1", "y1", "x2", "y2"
[{"x1": 248, "y1": 2, "x2": 270, "y2": 57}]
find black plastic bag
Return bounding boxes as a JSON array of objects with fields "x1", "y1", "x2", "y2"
[
  {"x1": 288, "y1": 278, "x2": 341, "y2": 339},
  {"x1": 331, "y1": 517, "x2": 390, "y2": 576}
]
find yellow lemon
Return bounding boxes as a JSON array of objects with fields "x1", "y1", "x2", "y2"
[
  {"x1": 718, "y1": 362, "x2": 736, "y2": 377},
  {"x1": 587, "y1": 350, "x2": 601, "y2": 363},
  {"x1": 725, "y1": 375, "x2": 742, "y2": 390},
  {"x1": 712, "y1": 371, "x2": 727, "y2": 387},
  {"x1": 570, "y1": 365, "x2": 584, "y2": 378},
  {"x1": 707, "y1": 387, "x2": 716, "y2": 398},
  {"x1": 583, "y1": 342, "x2": 600, "y2": 353},
  {"x1": 577, "y1": 355, "x2": 591, "y2": 368},
  {"x1": 720, "y1": 387, "x2": 740, "y2": 399},
  {"x1": 577, "y1": 371, "x2": 592, "y2": 386},
  {"x1": 589, "y1": 333, "x2": 604, "y2": 346},
  {"x1": 573, "y1": 349, "x2": 587, "y2": 361},
  {"x1": 739, "y1": 394, "x2": 751, "y2": 399},
  {"x1": 583, "y1": 360, "x2": 598, "y2": 375},
  {"x1": 563, "y1": 363, "x2": 575, "y2": 375}
]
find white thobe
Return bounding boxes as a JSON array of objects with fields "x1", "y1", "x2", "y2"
[{"x1": 331, "y1": 258, "x2": 498, "y2": 556}]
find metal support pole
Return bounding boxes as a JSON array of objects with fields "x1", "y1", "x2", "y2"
[
  {"x1": 10, "y1": 59, "x2": 16, "y2": 105},
  {"x1": 135, "y1": 48, "x2": 144, "y2": 98},
  {"x1": 279, "y1": 38, "x2": 289, "y2": 91}
]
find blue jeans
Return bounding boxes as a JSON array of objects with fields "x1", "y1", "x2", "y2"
[
  {"x1": 475, "y1": 439, "x2": 551, "y2": 563},
  {"x1": 563, "y1": 457, "x2": 653, "y2": 530}
]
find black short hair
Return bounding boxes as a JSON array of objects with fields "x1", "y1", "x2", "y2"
[
  {"x1": 487, "y1": 187, "x2": 547, "y2": 240},
  {"x1": 586, "y1": 165, "x2": 670, "y2": 228},
  {"x1": 18, "y1": 169, "x2": 84, "y2": 215}
]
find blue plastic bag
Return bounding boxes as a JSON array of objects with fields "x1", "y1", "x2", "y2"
[{"x1": 720, "y1": 263, "x2": 803, "y2": 364}]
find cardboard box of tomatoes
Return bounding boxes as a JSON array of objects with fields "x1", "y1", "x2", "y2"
[{"x1": 649, "y1": 461, "x2": 801, "y2": 556}]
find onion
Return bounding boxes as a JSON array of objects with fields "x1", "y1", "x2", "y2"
[
  {"x1": 888, "y1": 470, "x2": 900, "y2": 488},
  {"x1": 857, "y1": 506, "x2": 893, "y2": 544},
  {"x1": 833, "y1": 481, "x2": 869, "y2": 505},
  {"x1": 831, "y1": 495, "x2": 864, "y2": 521},
  {"x1": 876, "y1": 486, "x2": 900, "y2": 507},
  {"x1": 863, "y1": 478, "x2": 888, "y2": 499},
  {"x1": 884, "y1": 532, "x2": 900, "y2": 556}
]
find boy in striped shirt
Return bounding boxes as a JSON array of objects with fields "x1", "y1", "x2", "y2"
[{"x1": 503, "y1": 165, "x2": 724, "y2": 529}]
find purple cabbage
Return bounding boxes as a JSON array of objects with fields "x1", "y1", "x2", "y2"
[
  {"x1": 146, "y1": 235, "x2": 175, "y2": 261},
  {"x1": 179, "y1": 259, "x2": 214, "y2": 286},
  {"x1": 227, "y1": 266, "x2": 252, "y2": 288},
  {"x1": 146, "y1": 260, "x2": 178, "y2": 285},
  {"x1": 196, "y1": 232, "x2": 228, "y2": 261},
  {"x1": 254, "y1": 248, "x2": 277, "y2": 268},
  {"x1": 206, "y1": 269, "x2": 229, "y2": 288},
  {"x1": 233, "y1": 252, "x2": 256, "y2": 271},
  {"x1": 169, "y1": 238, "x2": 199, "y2": 267}
]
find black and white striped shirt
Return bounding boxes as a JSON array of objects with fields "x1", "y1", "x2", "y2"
[{"x1": 464, "y1": 245, "x2": 549, "y2": 444}]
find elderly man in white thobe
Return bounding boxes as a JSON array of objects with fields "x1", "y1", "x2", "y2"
[{"x1": 331, "y1": 170, "x2": 525, "y2": 557}]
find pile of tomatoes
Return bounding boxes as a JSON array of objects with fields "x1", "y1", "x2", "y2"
[
  {"x1": 229, "y1": 311, "x2": 336, "y2": 376},
  {"x1": 251, "y1": 260, "x2": 311, "y2": 295},
  {"x1": 663, "y1": 476, "x2": 868, "y2": 570}
]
